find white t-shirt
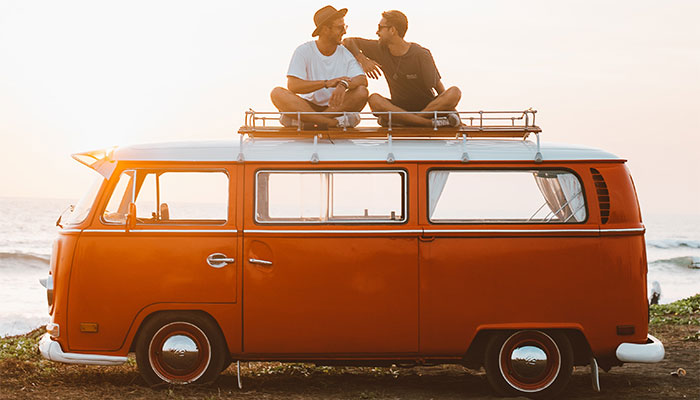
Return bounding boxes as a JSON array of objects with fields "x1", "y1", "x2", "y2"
[{"x1": 287, "y1": 41, "x2": 364, "y2": 106}]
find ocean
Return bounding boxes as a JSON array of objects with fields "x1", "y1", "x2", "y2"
[{"x1": 1, "y1": 197, "x2": 698, "y2": 337}]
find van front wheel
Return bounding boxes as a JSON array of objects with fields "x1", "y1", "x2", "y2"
[
  {"x1": 135, "y1": 312, "x2": 226, "y2": 386},
  {"x1": 484, "y1": 330, "x2": 573, "y2": 398}
]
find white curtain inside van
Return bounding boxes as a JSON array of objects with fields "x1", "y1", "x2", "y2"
[
  {"x1": 429, "y1": 171, "x2": 450, "y2": 218},
  {"x1": 534, "y1": 172, "x2": 585, "y2": 222}
]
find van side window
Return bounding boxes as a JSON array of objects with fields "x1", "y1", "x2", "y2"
[
  {"x1": 256, "y1": 170, "x2": 405, "y2": 223},
  {"x1": 103, "y1": 170, "x2": 135, "y2": 223},
  {"x1": 429, "y1": 170, "x2": 586, "y2": 223},
  {"x1": 103, "y1": 170, "x2": 228, "y2": 224}
]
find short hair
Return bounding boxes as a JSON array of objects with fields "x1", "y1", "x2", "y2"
[{"x1": 382, "y1": 10, "x2": 408, "y2": 38}]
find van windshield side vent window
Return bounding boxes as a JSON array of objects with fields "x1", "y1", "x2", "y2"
[{"x1": 590, "y1": 168, "x2": 610, "y2": 224}]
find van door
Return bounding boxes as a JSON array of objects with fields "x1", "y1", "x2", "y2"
[
  {"x1": 67, "y1": 167, "x2": 239, "y2": 352},
  {"x1": 418, "y1": 166, "x2": 601, "y2": 354},
  {"x1": 242, "y1": 165, "x2": 419, "y2": 355}
]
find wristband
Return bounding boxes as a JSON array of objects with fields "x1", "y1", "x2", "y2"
[{"x1": 338, "y1": 79, "x2": 349, "y2": 89}]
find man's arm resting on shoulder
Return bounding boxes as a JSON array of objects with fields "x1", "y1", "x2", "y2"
[{"x1": 343, "y1": 38, "x2": 382, "y2": 79}]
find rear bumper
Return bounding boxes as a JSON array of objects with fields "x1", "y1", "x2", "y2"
[
  {"x1": 39, "y1": 333, "x2": 128, "y2": 366},
  {"x1": 615, "y1": 334, "x2": 665, "y2": 363}
]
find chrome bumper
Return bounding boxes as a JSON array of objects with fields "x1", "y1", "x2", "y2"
[
  {"x1": 615, "y1": 334, "x2": 665, "y2": 363},
  {"x1": 39, "y1": 333, "x2": 128, "y2": 366}
]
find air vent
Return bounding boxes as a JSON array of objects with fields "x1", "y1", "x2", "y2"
[{"x1": 590, "y1": 168, "x2": 610, "y2": 224}]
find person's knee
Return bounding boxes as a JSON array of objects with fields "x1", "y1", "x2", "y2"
[
  {"x1": 354, "y1": 85, "x2": 369, "y2": 100},
  {"x1": 368, "y1": 93, "x2": 386, "y2": 109},
  {"x1": 270, "y1": 86, "x2": 287, "y2": 102},
  {"x1": 445, "y1": 86, "x2": 462, "y2": 103}
]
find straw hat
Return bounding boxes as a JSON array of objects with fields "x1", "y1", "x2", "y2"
[{"x1": 312, "y1": 5, "x2": 347, "y2": 37}]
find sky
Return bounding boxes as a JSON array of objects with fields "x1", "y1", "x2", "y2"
[{"x1": 0, "y1": 0, "x2": 698, "y2": 216}]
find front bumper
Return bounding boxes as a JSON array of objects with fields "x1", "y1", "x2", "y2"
[
  {"x1": 615, "y1": 334, "x2": 665, "y2": 363},
  {"x1": 39, "y1": 333, "x2": 128, "y2": 366}
]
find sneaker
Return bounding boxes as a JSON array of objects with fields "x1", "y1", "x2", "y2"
[
  {"x1": 432, "y1": 113, "x2": 461, "y2": 128},
  {"x1": 447, "y1": 112, "x2": 462, "y2": 127},
  {"x1": 280, "y1": 114, "x2": 298, "y2": 127},
  {"x1": 335, "y1": 112, "x2": 361, "y2": 128}
]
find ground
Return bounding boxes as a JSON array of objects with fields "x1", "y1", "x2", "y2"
[{"x1": 0, "y1": 323, "x2": 698, "y2": 400}]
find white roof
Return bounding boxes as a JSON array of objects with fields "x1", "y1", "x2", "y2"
[{"x1": 111, "y1": 137, "x2": 622, "y2": 163}]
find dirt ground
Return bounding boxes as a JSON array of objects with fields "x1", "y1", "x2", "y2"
[{"x1": 0, "y1": 324, "x2": 698, "y2": 399}]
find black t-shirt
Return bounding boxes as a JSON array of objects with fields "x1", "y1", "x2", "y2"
[{"x1": 354, "y1": 39, "x2": 441, "y2": 111}]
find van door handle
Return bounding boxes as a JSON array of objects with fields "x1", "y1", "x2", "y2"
[
  {"x1": 249, "y1": 258, "x2": 272, "y2": 266},
  {"x1": 206, "y1": 253, "x2": 235, "y2": 268}
]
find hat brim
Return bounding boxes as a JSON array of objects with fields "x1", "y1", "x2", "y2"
[{"x1": 312, "y1": 8, "x2": 348, "y2": 37}]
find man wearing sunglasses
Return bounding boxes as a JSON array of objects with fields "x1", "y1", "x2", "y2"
[
  {"x1": 271, "y1": 6, "x2": 368, "y2": 129},
  {"x1": 343, "y1": 10, "x2": 461, "y2": 127}
]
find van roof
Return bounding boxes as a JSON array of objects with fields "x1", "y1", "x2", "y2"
[{"x1": 110, "y1": 137, "x2": 622, "y2": 163}]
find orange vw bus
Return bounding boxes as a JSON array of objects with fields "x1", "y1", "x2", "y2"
[{"x1": 40, "y1": 110, "x2": 664, "y2": 398}]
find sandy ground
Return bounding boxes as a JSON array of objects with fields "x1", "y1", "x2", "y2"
[{"x1": 0, "y1": 324, "x2": 698, "y2": 399}]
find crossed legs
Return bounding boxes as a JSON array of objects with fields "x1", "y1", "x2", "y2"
[
  {"x1": 270, "y1": 86, "x2": 369, "y2": 127},
  {"x1": 368, "y1": 86, "x2": 462, "y2": 127}
]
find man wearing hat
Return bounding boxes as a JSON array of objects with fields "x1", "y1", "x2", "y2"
[
  {"x1": 343, "y1": 10, "x2": 462, "y2": 127},
  {"x1": 271, "y1": 6, "x2": 368, "y2": 128}
]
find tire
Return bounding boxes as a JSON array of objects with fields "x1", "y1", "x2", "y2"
[
  {"x1": 484, "y1": 330, "x2": 573, "y2": 399},
  {"x1": 135, "y1": 312, "x2": 227, "y2": 386}
]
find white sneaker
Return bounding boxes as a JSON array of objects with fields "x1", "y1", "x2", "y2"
[
  {"x1": 432, "y1": 113, "x2": 461, "y2": 128},
  {"x1": 335, "y1": 112, "x2": 361, "y2": 128},
  {"x1": 280, "y1": 114, "x2": 298, "y2": 127}
]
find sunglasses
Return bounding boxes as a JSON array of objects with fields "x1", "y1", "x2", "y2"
[{"x1": 378, "y1": 24, "x2": 392, "y2": 31}]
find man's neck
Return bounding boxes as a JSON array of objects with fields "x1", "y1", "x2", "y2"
[
  {"x1": 387, "y1": 38, "x2": 410, "y2": 57},
  {"x1": 315, "y1": 38, "x2": 338, "y2": 56}
]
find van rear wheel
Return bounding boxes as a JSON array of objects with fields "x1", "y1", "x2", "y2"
[
  {"x1": 484, "y1": 330, "x2": 573, "y2": 399},
  {"x1": 135, "y1": 312, "x2": 226, "y2": 386}
]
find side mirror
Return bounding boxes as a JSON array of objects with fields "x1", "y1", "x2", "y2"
[{"x1": 126, "y1": 202, "x2": 137, "y2": 232}]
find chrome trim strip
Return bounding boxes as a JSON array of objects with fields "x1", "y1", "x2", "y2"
[
  {"x1": 424, "y1": 229, "x2": 598, "y2": 233},
  {"x1": 600, "y1": 228, "x2": 645, "y2": 233},
  {"x1": 82, "y1": 229, "x2": 238, "y2": 233},
  {"x1": 60, "y1": 229, "x2": 82, "y2": 233},
  {"x1": 245, "y1": 229, "x2": 422, "y2": 234}
]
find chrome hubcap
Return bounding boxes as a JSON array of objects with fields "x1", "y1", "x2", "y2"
[
  {"x1": 160, "y1": 334, "x2": 200, "y2": 371},
  {"x1": 510, "y1": 345, "x2": 548, "y2": 381}
]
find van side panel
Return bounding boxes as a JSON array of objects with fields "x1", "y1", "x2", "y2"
[{"x1": 419, "y1": 234, "x2": 601, "y2": 354}]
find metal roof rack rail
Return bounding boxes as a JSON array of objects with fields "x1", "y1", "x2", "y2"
[{"x1": 238, "y1": 109, "x2": 543, "y2": 162}]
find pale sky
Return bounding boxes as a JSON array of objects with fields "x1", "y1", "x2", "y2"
[{"x1": 0, "y1": 0, "x2": 698, "y2": 216}]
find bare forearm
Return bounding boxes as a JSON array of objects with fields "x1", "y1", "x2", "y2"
[
  {"x1": 287, "y1": 76, "x2": 326, "y2": 94},
  {"x1": 342, "y1": 38, "x2": 362, "y2": 57}
]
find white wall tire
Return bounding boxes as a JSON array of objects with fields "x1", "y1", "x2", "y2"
[
  {"x1": 485, "y1": 330, "x2": 573, "y2": 399},
  {"x1": 135, "y1": 312, "x2": 226, "y2": 386}
]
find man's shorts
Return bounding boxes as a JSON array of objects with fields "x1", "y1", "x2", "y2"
[{"x1": 391, "y1": 96, "x2": 436, "y2": 112}]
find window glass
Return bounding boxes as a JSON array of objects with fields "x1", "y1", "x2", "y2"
[
  {"x1": 64, "y1": 175, "x2": 105, "y2": 225},
  {"x1": 103, "y1": 170, "x2": 228, "y2": 224},
  {"x1": 429, "y1": 170, "x2": 586, "y2": 223},
  {"x1": 103, "y1": 170, "x2": 134, "y2": 223},
  {"x1": 257, "y1": 171, "x2": 404, "y2": 223}
]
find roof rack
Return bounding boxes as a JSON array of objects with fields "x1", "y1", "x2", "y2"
[{"x1": 237, "y1": 109, "x2": 543, "y2": 163}]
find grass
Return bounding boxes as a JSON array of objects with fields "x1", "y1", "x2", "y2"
[{"x1": 649, "y1": 294, "x2": 700, "y2": 326}]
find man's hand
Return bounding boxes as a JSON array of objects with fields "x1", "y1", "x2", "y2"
[
  {"x1": 325, "y1": 76, "x2": 350, "y2": 89},
  {"x1": 359, "y1": 55, "x2": 382, "y2": 80},
  {"x1": 328, "y1": 85, "x2": 346, "y2": 108}
]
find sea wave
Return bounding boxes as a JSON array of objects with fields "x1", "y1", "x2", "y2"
[
  {"x1": 0, "y1": 251, "x2": 50, "y2": 264},
  {"x1": 650, "y1": 256, "x2": 700, "y2": 269},
  {"x1": 647, "y1": 239, "x2": 700, "y2": 249}
]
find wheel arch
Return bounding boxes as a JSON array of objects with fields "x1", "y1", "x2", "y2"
[
  {"x1": 464, "y1": 325, "x2": 592, "y2": 368},
  {"x1": 128, "y1": 308, "x2": 228, "y2": 354}
]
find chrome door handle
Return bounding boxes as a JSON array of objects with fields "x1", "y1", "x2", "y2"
[
  {"x1": 249, "y1": 258, "x2": 272, "y2": 266},
  {"x1": 207, "y1": 253, "x2": 235, "y2": 268}
]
